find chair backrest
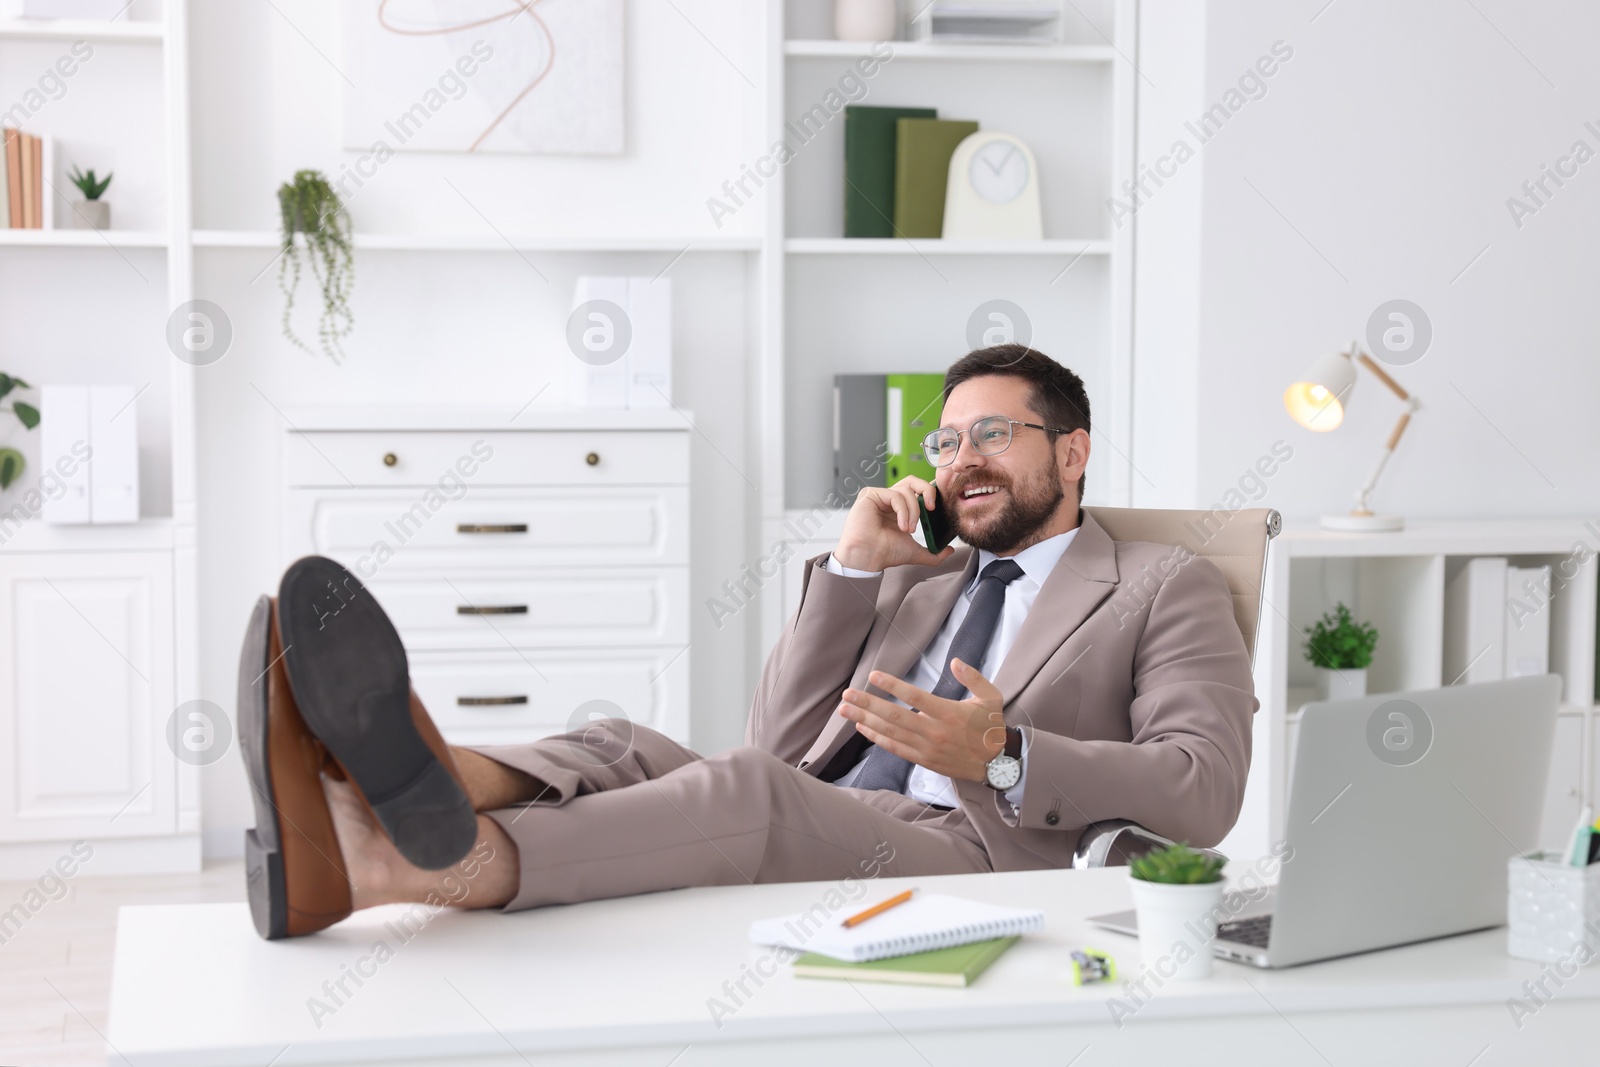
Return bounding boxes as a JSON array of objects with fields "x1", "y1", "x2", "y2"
[{"x1": 1083, "y1": 506, "x2": 1280, "y2": 669}]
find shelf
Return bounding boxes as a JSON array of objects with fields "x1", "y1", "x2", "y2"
[
  {"x1": 0, "y1": 17, "x2": 163, "y2": 42},
  {"x1": 784, "y1": 40, "x2": 1114, "y2": 63},
  {"x1": 281, "y1": 405, "x2": 695, "y2": 432},
  {"x1": 0, "y1": 228, "x2": 166, "y2": 247},
  {"x1": 785, "y1": 238, "x2": 1110, "y2": 256},
  {"x1": 192, "y1": 230, "x2": 761, "y2": 253}
]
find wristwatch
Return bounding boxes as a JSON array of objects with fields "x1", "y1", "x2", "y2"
[{"x1": 984, "y1": 727, "x2": 1023, "y2": 791}]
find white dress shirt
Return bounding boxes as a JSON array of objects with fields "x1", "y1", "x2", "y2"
[{"x1": 825, "y1": 527, "x2": 1079, "y2": 810}]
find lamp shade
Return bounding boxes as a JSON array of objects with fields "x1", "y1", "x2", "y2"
[{"x1": 1283, "y1": 349, "x2": 1356, "y2": 431}]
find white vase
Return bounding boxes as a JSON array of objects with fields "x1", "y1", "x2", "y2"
[
  {"x1": 1314, "y1": 666, "x2": 1367, "y2": 703},
  {"x1": 74, "y1": 200, "x2": 110, "y2": 231},
  {"x1": 1128, "y1": 874, "x2": 1225, "y2": 981},
  {"x1": 834, "y1": 0, "x2": 897, "y2": 41}
]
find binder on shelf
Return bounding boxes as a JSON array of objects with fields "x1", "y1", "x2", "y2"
[
  {"x1": 88, "y1": 385, "x2": 139, "y2": 523},
  {"x1": 844, "y1": 105, "x2": 937, "y2": 239},
  {"x1": 564, "y1": 276, "x2": 673, "y2": 410},
  {"x1": 885, "y1": 373, "x2": 945, "y2": 485},
  {"x1": 1504, "y1": 565, "x2": 1551, "y2": 679},
  {"x1": 832, "y1": 374, "x2": 886, "y2": 505},
  {"x1": 893, "y1": 118, "x2": 979, "y2": 239},
  {"x1": 1444, "y1": 557, "x2": 1508, "y2": 685},
  {"x1": 40, "y1": 385, "x2": 91, "y2": 524}
]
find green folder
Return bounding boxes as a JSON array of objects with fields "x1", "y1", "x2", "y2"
[
  {"x1": 844, "y1": 105, "x2": 937, "y2": 238},
  {"x1": 893, "y1": 118, "x2": 979, "y2": 239},
  {"x1": 885, "y1": 373, "x2": 945, "y2": 485},
  {"x1": 792, "y1": 937, "x2": 1018, "y2": 988}
]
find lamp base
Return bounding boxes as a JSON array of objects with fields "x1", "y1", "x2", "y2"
[{"x1": 1320, "y1": 512, "x2": 1404, "y2": 532}]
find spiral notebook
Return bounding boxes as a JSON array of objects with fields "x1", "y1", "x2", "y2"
[{"x1": 748, "y1": 893, "x2": 1043, "y2": 963}]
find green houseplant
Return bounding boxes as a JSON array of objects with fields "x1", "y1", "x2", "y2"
[
  {"x1": 277, "y1": 170, "x2": 354, "y2": 363},
  {"x1": 1127, "y1": 843, "x2": 1229, "y2": 981},
  {"x1": 1303, "y1": 602, "x2": 1379, "y2": 700},
  {"x1": 69, "y1": 165, "x2": 113, "y2": 230},
  {"x1": 0, "y1": 373, "x2": 41, "y2": 490}
]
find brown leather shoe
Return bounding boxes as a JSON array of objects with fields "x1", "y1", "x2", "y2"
[
  {"x1": 240, "y1": 595, "x2": 352, "y2": 940},
  {"x1": 277, "y1": 556, "x2": 478, "y2": 872}
]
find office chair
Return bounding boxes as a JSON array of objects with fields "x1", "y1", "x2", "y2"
[{"x1": 1071, "y1": 506, "x2": 1280, "y2": 869}]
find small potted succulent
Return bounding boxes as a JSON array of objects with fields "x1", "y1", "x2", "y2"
[
  {"x1": 1127, "y1": 842, "x2": 1227, "y2": 981},
  {"x1": 0, "y1": 372, "x2": 40, "y2": 491},
  {"x1": 69, "y1": 166, "x2": 113, "y2": 230},
  {"x1": 1303, "y1": 602, "x2": 1379, "y2": 701}
]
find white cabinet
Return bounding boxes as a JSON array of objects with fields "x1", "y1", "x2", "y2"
[
  {"x1": 0, "y1": 551, "x2": 177, "y2": 855},
  {"x1": 282, "y1": 411, "x2": 692, "y2": 750}
]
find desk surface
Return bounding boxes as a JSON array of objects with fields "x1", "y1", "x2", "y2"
[{"x1": 106, "y1": 867, "x2": 1594, "y2": 1066}]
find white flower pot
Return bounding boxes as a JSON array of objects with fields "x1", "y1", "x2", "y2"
[
  {"x1": 835, "y1": 0, "x2": 897, "y2": 41},
  {"x1": 1314, "y1": 666, "x2": 1367, "y2": 703},
  {"x1": 73, "y1": 200, "x2": 110, "y2": 231},
  {"x1": 1128, "y1": 873, "x2": 1225, "y2": 981}
]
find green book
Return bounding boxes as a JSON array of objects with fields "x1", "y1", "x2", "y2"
[
  {"x1": 844, "y1": 105, "x2": 937, "y2": 238},
  {"x1": 792, "y1": 937, "x2": 1018, "y2": 988},
  {"x1": 885, "y1": 372, "x2": 945, "y2": 485},
  {"x1": 893, "y1": 118, "x2": 979, "y2": 239}
]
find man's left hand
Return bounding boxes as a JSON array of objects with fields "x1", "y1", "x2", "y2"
[{"x1": 838, "y1": 660, "x2": 1008, "y2": 782}]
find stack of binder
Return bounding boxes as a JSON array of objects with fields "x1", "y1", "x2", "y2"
[
  {"x1": 1443, "y1": 558, "x2": 1552, "y2": 684},
  {"x1": 832, "y1": 373, "x2": 945, "y2": 503}
]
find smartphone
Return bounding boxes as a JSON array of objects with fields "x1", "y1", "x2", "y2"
[{"x1": 918, "y1": 495, "x2": 957, "y2": 554}]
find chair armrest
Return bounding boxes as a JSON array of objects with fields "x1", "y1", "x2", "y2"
[{"x1": 1072, "y1": 819, "x2": 1229, "y2": 870}]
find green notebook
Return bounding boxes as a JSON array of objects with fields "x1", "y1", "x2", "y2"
[
  {"x1": 844, "y1": 105, "x2": 937, "y2": 238},
  {"x1": 792, "y1": 936, "x2": 1018, "y2": 988},
  {"x1": 893, "y1": 118, "x2": 979, "y2": 239}
]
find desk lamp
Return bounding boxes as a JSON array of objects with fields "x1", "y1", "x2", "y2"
[{"x1": 1283, "y1": 342, "x2": 1420, "y2": 532}]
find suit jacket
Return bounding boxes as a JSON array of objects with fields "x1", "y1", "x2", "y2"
[{"x1": 744, "y1": 509, "x2": 1258, "y2": 872}]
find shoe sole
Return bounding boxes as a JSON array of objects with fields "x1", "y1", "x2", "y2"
[
  {"x1": 277, "y1": 557, "x2": 477, "y2": 871},
  {"x1": 238, "y1": 595, "x2": 288, "y2": 940}
]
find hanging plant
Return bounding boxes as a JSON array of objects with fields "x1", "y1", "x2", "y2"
[
  {"x1": 0, "y1": 372, "x2": 41, "y2": 491},
  {"x1": 278, "y1": 170, "x2": 354, "y2": 363}
]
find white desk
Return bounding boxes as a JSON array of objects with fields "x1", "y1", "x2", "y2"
[{"x1": 107, "y1": 868, "x2": 1596, "y2": 1066}]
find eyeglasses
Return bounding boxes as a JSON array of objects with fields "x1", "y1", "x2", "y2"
[{"x1": 921, "y1": 415, "x2": 1072, "y2": 468}]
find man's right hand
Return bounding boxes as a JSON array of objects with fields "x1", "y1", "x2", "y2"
[{"x1": 833, "y1": 477, "x2": 956, "y2": 573}]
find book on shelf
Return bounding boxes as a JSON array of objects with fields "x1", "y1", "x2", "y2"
[
  {"x1": 791, "y1": 936, "x2": 1020, "y2": 987},
  {"x1": 844, "y1": 105, "x2": 937, "y2": 238},
  {"x1": 893, "y1": 117, "x2": 979, "y2": 238},
  {"x1": 3, "y1": 128, "x2": 20, "y2": 229},
  {"x1": 2, "y1": 128, "x2": 50, "y2": 229}
]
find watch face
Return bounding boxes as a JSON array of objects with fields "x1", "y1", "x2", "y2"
[
  {"x1": 968, "y1": 139, "x2": 1030, "y2": 204},
  {"x1": 987, "y1": 755, "x2": 1021, "y2": 790}
]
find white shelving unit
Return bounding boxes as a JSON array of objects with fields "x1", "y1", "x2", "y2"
[
  {"x1": 757, "y1": 0, "x2": 1136, "y2": 651},
  {"x1": 0, "y1": 0, "x2": 200, "y2": 876},
  {"x1": 1223, "y1": 518, "x2": 1600, "y2": 866},
  {"x1": 189, "y1": 230, "x2": 761, "y2": 253}
]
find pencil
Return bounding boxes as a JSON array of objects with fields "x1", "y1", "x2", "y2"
[{"x1": 841, "y1": 888, "x2": 915, "y2": 928}]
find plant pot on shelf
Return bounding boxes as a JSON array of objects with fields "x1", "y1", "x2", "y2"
[
  {"x1": 834, "y1": 0, "x2": 897, "y2": 41},
  {"x1": 73, "y1": 201, "x2": 110, "y2": 231},
  {"x1": 1314, "y1": 666, "x2": 1367, "y2": 702},
  {"x1": 1127, "y1": 874, "x2": 1225, "y2": 981}
]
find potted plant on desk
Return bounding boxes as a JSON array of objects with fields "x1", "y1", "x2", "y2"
[
  {"x1": 1303, "y1": 602, "x2": 1379, "y2": 701},
  {"x1": 1128, "y1": 843, "x2": 1227, "y2": 981}
]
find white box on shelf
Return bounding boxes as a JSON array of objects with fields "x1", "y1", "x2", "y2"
[
  {"x1": 39, "y1": 384, "x2": 90, "y2": 524},
  {"x1": 566, "y1": 276, "x2": 673, "y2": 410},
  {"x1": 1507, "y1": 852, "x2": 1600, "y2": 964},
  {"x1": 1443, "y1": 557, "x2": 1507, "y2": 684},
  {"x1": 1505, "y1": 565, "x2": 1552, "y2": 678},
  {"x1": 911, "y1": 2, "x2": 1063, "y2": 44},
  {"x1": 88, "y1": 385, "x2": 139, "y2": 523}
]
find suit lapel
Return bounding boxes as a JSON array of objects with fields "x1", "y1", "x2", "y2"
[{"x1": 993, "y1": 510, "x2": 1120, "y2": 702}]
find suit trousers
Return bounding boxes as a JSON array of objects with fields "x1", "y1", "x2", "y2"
[{"x1": 470, "y1": 718, "x2": 992, "y2": 912}]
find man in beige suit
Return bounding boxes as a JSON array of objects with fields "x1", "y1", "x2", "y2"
[{"x1": 242, "y1": 344, "x2": 1256, "y2": 938}]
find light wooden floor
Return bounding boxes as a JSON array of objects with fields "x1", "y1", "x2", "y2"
[{"x1": 0, "y1": 859, "x2": 246, "y2": 1067}]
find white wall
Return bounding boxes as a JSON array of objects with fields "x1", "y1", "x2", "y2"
[
  {"x1": 1183, "y1": 0, "x2": 1600, "y2": 520},
  {"x1": 190, "y1": 0, "x2": 768, "y2": 855}
]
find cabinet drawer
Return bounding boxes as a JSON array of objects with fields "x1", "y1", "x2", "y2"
[
  {"x1": 286, "y1": 488, "x2": 688, "y2": 570},
  {"x1": 368, "y1": 570, "x2": 687, "y2": 650},
  {"x1": 284, "y1": 430, "x2": 688, "y2": 488},
  {"x1": 410, "y1": 648, "x2": 689, "y2": 747}
]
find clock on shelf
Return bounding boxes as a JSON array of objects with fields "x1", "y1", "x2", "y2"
[{"x1": 942, "y1": 131, "x2": 1043, "y2": 241}]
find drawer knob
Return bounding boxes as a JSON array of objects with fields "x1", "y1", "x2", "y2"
[
  {"x1": 585, "y1": 451, "x2": 600, "y2": 466},
  {"x1": 457, "y1": 523, "x2": 529, "y2": 535},
  {"x1": 458, "y1": 695, "x2": 530, "y2": 707},
  {"x1": 383, "y1": 452, "x2": 398, "y2": 467},
  {"x1": 457, "y1": 604, "x2": 529, "y2": 616}
]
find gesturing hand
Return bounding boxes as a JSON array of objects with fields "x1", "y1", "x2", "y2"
[{"x1": 837, "y1": 660, "x2": 1007, "y2": 782}]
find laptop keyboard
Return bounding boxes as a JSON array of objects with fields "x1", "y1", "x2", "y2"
[{"x1": 1217, "y1": 914, "x2": 1273, "y2": 949}]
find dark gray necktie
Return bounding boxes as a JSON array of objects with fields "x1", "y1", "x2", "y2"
[{"x1": 847, "y1": 558, "x2": 1026, "y2": 794}]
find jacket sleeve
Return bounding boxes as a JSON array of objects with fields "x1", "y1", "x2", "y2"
[
  {"x1": 1010, "y1": 553, "x2": 1258, "y2": 848},
  {"x1": 744, "y1": 553, "x2": 886, "y2": 765}
]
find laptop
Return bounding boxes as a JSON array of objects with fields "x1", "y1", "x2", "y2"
[{"x1": 1088, "y1": 674, "x2": 1561, "y2": 968}]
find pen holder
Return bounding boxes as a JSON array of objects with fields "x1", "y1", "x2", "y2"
[{"x1": 1506, "y1": 851, "x2": 1600, "y2": 965}]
